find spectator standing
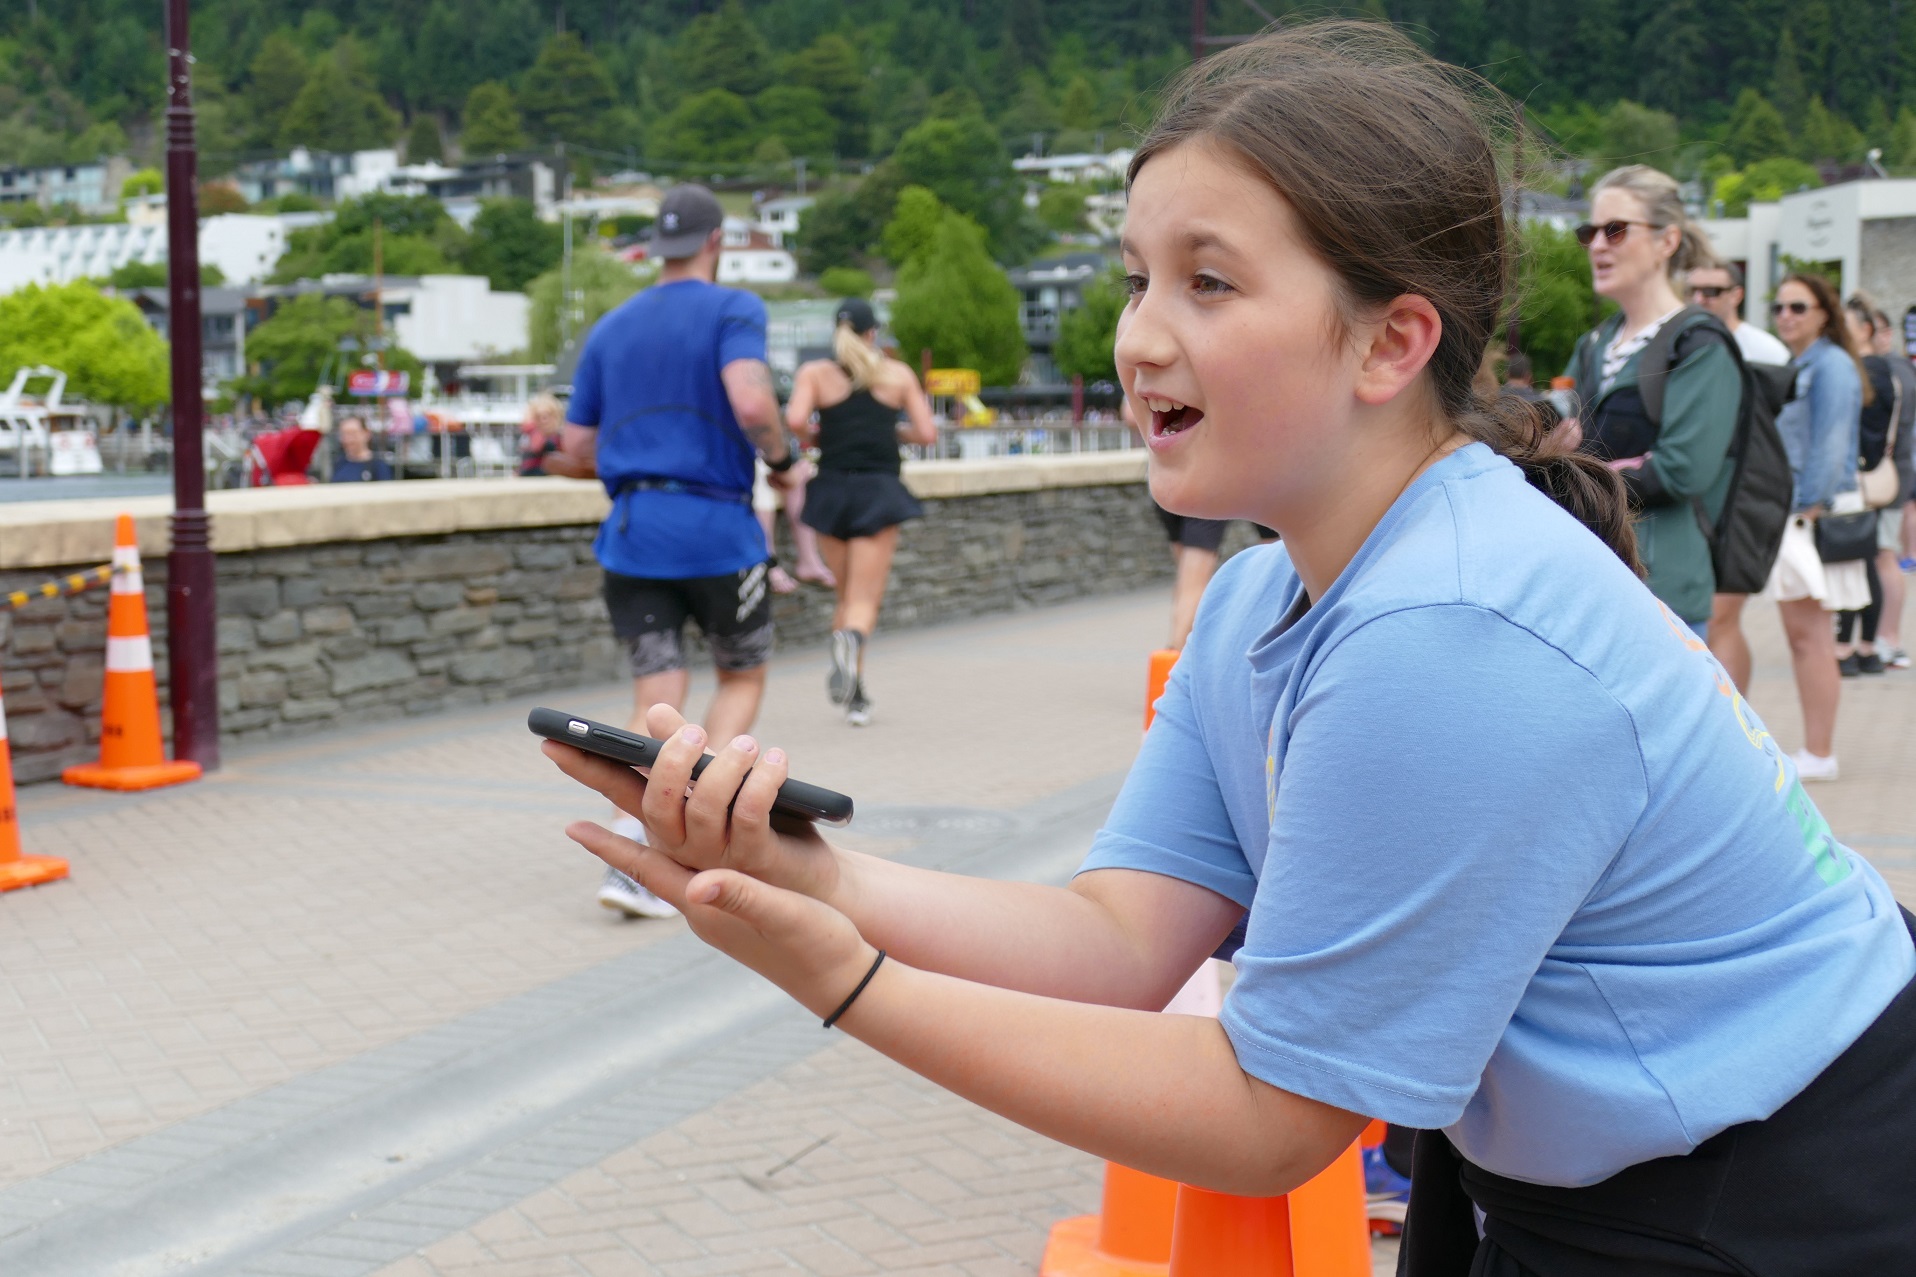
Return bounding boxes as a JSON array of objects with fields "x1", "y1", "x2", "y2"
[
  {"x1": 1766, "y1": 273, "x2": 1869, "y2": 780},
  {"x1": 1500, "y1": 351, "x2": 1546, "y2": 403},
  {"x1": 1568, "y1": 166, "x2": 1741, "y2": 638},
  {"x1": 1687, "y1": 262, "x2": 1794, "y2": 687},
  {"x1": 329, "y1": 415, "x2": 392, "y2": 482},
  {"x1": 518, "y1": 393, "x2": 566, "y2": 476},
  {"x1": 551, "y1": 183, "x2": 799, "y2": 917},
  {"x1": 1868, "y1": 309, "x2": 1914, "y2": 668},
  {"x1": 786, "y1": 298, "x2": 938, "y2": 725},
  {"x1": 1687, "y1": 262, "x2": 1792, "y2": 365},
  {"x1": 1834, "y1": 299, "x2": 1905, "y2": 674}
]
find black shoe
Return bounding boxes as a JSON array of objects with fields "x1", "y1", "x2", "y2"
[
  {"x1": 1857, "y1": 650, "x2": 1885, "y2": 675},
  {"x1": 1837, "y1": 653, "x2": 1862, "y2": 677}
]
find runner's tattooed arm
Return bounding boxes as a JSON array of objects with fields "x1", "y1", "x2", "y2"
[{"x1": 720, "y1": 358, "x2": 792, "y2": 465}]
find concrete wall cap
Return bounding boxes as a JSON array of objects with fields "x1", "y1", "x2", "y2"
[{"x1": 0, "y1": 454, "x2": 1149, "y2": 570}]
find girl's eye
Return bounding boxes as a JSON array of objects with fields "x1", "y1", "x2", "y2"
[
  {"x1": 1122, "y1": 273, "x2": 1148, "y2": 297},
  {"x1": 1193, "y1": 274, "x2": 1233, "y2": 295}
]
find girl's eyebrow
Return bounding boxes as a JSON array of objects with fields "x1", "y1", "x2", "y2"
[{"x1": 1119, "y1": 229, "x2": 1242, "y2": 260}]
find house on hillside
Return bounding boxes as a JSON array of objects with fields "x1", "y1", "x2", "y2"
[
  {"x1": 1009, "y1": 251, "x2": 1112, "y2": 385},
  {"x1": 0, "y1": 157, "x2": 134, "y2": 217}
]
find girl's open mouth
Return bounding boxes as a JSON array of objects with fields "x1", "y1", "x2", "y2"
[{"x1": 1144, "y1": 396, "x2": 1204, "y2": 437}]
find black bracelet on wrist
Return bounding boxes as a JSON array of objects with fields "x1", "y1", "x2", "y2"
[
  {"x1": 765, "y1": 442, "x2": 798, "y2": 473},
  {"x1": 822, "y1": 949, "x2": 887, "y2": 1030}
]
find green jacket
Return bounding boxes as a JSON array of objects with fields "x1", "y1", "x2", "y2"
[{"x1": 1571, "y1": 312, "x2": 1742, "y2": 624}]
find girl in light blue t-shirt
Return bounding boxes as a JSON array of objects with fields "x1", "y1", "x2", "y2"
[{"x1": 545, "y1": 22, "x2": 1916, "y2": 1275}]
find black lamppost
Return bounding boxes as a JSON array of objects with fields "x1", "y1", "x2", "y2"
[{"x1": 164, "y1": 0, "x2": 219, "y2": 769}]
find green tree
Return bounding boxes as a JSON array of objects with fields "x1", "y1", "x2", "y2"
[
  {"x1": 1772, "y1": 28, "x2": 1810, "y2": 135},
  {"x1": 1509, "y1": 223, "x2": 1600, "y2": 380},
  {"x1": 461, "y1": 83, "x2": 527, "y2": 156},
  {"x1": 464, "y1": 198, "x2": 563, "y2": 291},
  {"x1": 1890, "y1": 108, "x2": 1916, "y2": 171},
  {"x1": 795, "y1": 187, "x2": 873, "y2": 274},
  {"x1": 752, "y1": 86, "x2": 836, "y2": 159},
  {"x1": 1052, "y1": 265, "x2": 1124, "y2": 383},
  {"x1": 785, "y1": 34, "x2": 866, "y2": 154},
  {"x1": 245, "y1": 32, "x2": 310, "y2": 150},
  {"x1": 1714, "y1": 157, "x2": 1823, "y2": 215},
  {"x1": 890, "y1": 115, "x2": 1022, "y2": 256},
  {"x1": 883, "y1": 185, "x2": 946, "y2": 266},
  {"x1": 0, "y1": 282, "x2": 169, "y2": 413},
  {"x1": 519, "y1": 33, "x2": 617, "y2": 149},
  {"x1": 121, "y1": 167, "x2": 162, "y2": 198},
  {"x1": 818, "y1": 266, "x2": 875, "y2": 298},
  {"x1": 1036, "y1": 184, "x2": 1087, "y2": 234},
  {"x1": 676, "y1": 0, "x2": 773, "y2": 97},
  {"x1": 406, "y1": 115, "x2": 444, "y2": 163},
  {"x1": 277, "y1": 39, "x2": 399, "y2": 152},
  {"x1": 1725, "y1": 89, "x2": 1794, "y2": 166},
  {"x1": 526, "y1": 247, "x2": 644, "y2": 362},
  {"x1": 651, "y1": 88, "x2": 759, "y2": 163},
  {"x1": 1058, "y1": 76, "x2": 1098, "y2": 132},
  {"x1": 269, "y1": 194, "x2": 468, "y2": 282},
  {"x1": 238, "y1": 293, "x2": 422, "y2": 406},
  {"x1": 1797, "y1": 98, "x2": 1864, "y2": 162},
  {"x1": 1595, "y1": 100, "x2": 1680, "y2": 174},
  {"x1": 889, "y1": 209, "x2": 1026, "y2": 385},
  {"x1": 104, "y1": 261, "x2": 224, "y2": 289},
  {"x1": 996, "y1": 70, "x2": 1060, "y2": 149}
]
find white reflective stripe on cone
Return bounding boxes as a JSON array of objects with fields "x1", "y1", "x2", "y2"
[
  {"x1": 0, "y1": 702, "x2": 8, "y2": 741},
  {"x1": 105, "y1": 635, "x2": 153, "y2": 672},
  {"x1": 111, "y1": 545, "x2": 144, "y2": 596}
]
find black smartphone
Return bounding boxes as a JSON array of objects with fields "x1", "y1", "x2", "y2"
[{"x1": 528, "y1": 707, "x2": 855, "y2": 825}]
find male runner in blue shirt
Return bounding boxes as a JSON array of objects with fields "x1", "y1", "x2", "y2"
[{"x1": 555, "y1": 184, "x2": 797, "y2": 918}]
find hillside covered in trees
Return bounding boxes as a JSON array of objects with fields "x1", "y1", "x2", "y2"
[{"x1": 5, "y1": 0, "x2": 1916, "y2": 180}]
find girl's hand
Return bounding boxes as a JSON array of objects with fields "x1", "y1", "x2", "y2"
[{"x1": 540, "y1": 706, "x2": 843, "y2": 904}]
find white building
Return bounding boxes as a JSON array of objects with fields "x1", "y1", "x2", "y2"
[
  {"x1": 1702, "y1": 179, "x2": 1916, "y2": 324},
  {"x1": 1011, "y1": 149, "x2": 1136, "y2": 185},
  {"x1": 0, "y1": 214, "x2": 293, "y2": 292},
  {"x1": 389, "y1": 275, "x2": 531, "y2": 363},
  {"x1": 0, "y1": 157, "x2": 134, "y2": 216},
  {"x1": 754, "y1": 196, "x2": 813, "y2": 248}
]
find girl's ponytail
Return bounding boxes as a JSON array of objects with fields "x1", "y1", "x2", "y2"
[{"x1": 1460, "y1": 388, "x2": 1642, "y2": 575}]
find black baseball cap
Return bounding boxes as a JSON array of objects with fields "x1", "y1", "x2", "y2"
[
  {"x1": 651, "y1": 184, "x2": 725, "y2": 259},
  {"x1": 834, "y1": 297, "x2": 877, "y2": 333}
]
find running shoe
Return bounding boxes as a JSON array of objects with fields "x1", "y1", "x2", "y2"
[
  {"x1": 1363, "y1": 1145, "x2": 1410, "y2": 1225},
  {"x1": 1888, "y1": 647, "x2": 1911, "y2": 669},
  {"x1": 845, "y1": 680, "x2": 872, "y2": 727},
  {"x1": 1791, "y1": 749, "x2": 1839, "y2": 783},
  {"x1": 1857, "y1": 650, "x2": 1885, "y2": 675},
  {"x1": 596, "y1": 866, "x2": 679, "y2": 918},
  {"x1": 827, "y1": 630, "x2": 858, "y2": 706},
  {"x1": 1837, "y1": 653, "x2": 1861, "y2": 677}
]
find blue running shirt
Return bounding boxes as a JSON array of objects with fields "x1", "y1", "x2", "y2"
[
  {"x1": 1079, "y1": 443, "x2": 1914, "y2": 1187},
  {"x1": 568, "y1": 279, "x2": 770, "y2": 579}
]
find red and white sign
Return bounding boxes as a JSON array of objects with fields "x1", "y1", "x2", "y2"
[{"x1": 346, "y1": 370, "x2": 410, "y2": 397}]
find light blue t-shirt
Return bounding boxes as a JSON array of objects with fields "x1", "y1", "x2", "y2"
[{"x1": 1079, "y1": 443, "x2": 1913, "y2": 1187}]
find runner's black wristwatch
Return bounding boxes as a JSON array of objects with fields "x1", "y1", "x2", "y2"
[{"x1": 764, "y1": 438, "x2": 799, "y2": 472}]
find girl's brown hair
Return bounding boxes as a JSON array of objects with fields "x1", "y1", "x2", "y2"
[
  {"x1": 1127, "y1": 20, "x2": 1638, "y2": 572},
  {"x1": 1787, "y1": 272, "x2": 1873, "y2": 404}
]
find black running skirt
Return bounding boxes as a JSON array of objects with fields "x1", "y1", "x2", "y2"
[
  {"x1": 1400, "y1": 906, "x2": 1916, "y2": 1276},
  {"x1": 801, "y1": 470, "x2": 924, "y2": 540}
]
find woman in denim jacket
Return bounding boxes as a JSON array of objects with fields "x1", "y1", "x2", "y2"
[{"x1": 1768, "y1": 272, "x2": 1868, "y2": 781}]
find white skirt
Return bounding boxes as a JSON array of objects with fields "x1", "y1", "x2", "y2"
[{"x1": 1764, "y1": 514, "x2": 1873, "y2": 611}]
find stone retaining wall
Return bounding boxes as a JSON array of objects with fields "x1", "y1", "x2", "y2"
[{"x1": 0, "y1": 460, "x2": 1259, "y2": 784}]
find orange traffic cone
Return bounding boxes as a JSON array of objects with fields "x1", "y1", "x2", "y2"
[
  {"x1": 0, "y1": 684, "x2": 69, "y2": 892},
  {"x1": 1287, "y1": 1143, "x2": 1371, "y2": 1277},
  {"x1": 1041, "y1": 1163, "x2": 1178, "y2": 1276},
  {"x1": 1144, "y1": 648, "x2": 1179, "y2": 730},
  {"x1": 1168, "y1": 1185, "x2": 1293, "y2": 1276},
  {"x1": 62, "y1": 515, "x2": 201, "y2": 792}
]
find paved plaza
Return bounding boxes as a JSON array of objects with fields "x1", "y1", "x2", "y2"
[{"x1": 0, "y1": 583, "x2": 1910, "y2": 1276}]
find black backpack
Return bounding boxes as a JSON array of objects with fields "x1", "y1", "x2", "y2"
[{"x1": 1589, "y1": 307, "x2": 1795, "y2": 596}]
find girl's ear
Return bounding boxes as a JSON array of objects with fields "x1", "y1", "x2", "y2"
[{"x1": 1353, "y1": 295, "x2": 1443, "y2": 407}]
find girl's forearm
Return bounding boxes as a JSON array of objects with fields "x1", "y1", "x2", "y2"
[
  {"x1": 836, "y1": 960, "x2": 1362, "y2": 1196},
  {"x1": 825, "y1": 849, "x2": 1222, "y2": 1009}
]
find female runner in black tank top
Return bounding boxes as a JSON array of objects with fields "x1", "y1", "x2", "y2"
[{"x1": 786, "y1": 298, "x2": 938, "y2": 725}]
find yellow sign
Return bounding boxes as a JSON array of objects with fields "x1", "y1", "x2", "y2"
[{"x1": 925, "y1": 368, "x2": 981, "y2": 397}]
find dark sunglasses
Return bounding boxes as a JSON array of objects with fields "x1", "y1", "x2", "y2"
[
  {"x1": 1771, "y1": 300, "x2": 1814, "y2": 316},
  {"x1": 1688, "y1": 284, "x2": 1731, "y2": 299},
  {"x1": 1574, "y1": 219, "x2": 1660, "y2": 247}
]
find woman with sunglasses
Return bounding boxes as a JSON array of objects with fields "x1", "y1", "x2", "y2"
[
  {"x1": 1566, "y1": 166, "x2": 1742, "y2": 640},
  {"x1": 1760, "y1": 274, "x2": 1872, "y2": 779}
]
